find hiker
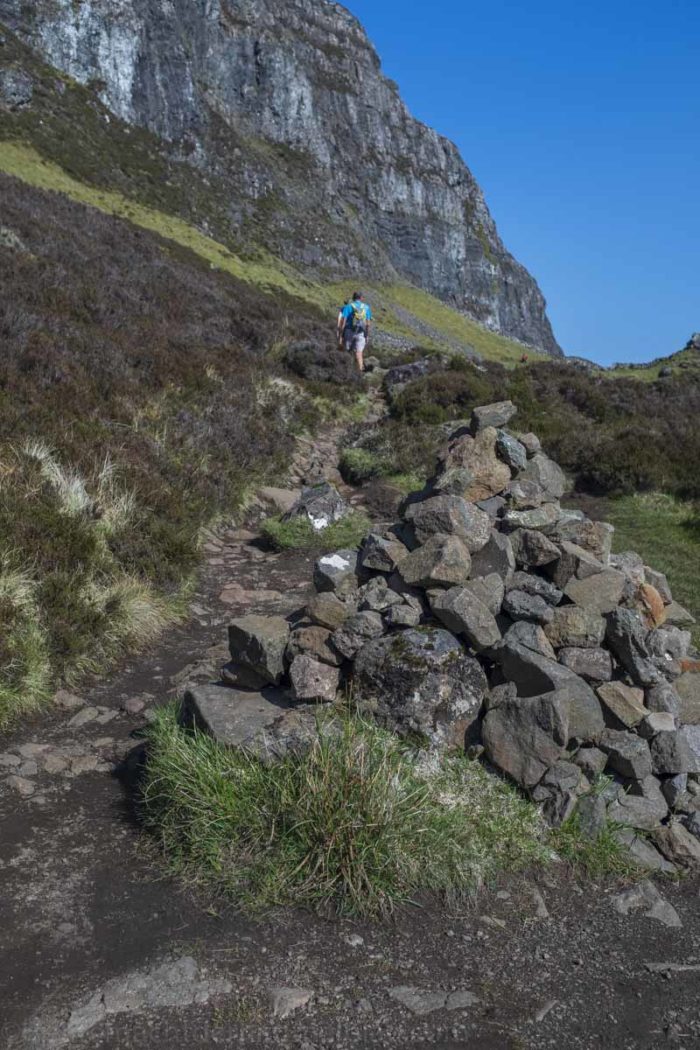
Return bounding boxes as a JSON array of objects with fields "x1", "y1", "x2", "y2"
[{"x1": 338, "y1": 291, "x2": 372, "y2": 374}]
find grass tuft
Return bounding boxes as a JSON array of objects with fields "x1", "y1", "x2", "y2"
[
  {"x1": 0, "y1": 558, "x2": 52, "y2": 730},
  {"x1": 261, "y1": 510, "x2": 371, "y2": 552},
  {"x1": 142, "y1": 707, "x2": 553, "y2": 916}
]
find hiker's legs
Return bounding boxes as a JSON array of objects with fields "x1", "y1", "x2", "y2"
[{"x1": 355, "y1": 333, "x2": 366, "y2": 373}]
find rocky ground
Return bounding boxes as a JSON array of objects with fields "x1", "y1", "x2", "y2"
[{"x1": 1, "y1": 414, "x2": 700, "y2": 1050}]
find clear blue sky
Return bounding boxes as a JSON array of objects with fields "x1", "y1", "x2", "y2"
[{"x1": 346, "y1": 0, "x2": 699, "y2": 364}]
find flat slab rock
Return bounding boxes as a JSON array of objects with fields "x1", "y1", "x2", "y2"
[{"x1": 182, "y1": 684, "x2": 323, "y2": 762}]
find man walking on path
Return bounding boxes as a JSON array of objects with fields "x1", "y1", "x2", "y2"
[{"x1": 338, "y1": 292, "x2": 372, "y2": 374}]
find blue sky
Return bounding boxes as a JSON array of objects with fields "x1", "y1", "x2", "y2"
[{"x1": 346, "y1": 0, "x2": 699, "y2": 364}]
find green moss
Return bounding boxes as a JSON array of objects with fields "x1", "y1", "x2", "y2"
[{"x1": 261, "y1": 510, "x2": 371, "y2": 552}]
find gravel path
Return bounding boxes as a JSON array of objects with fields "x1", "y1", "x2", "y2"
[{"x1": 1, "y1": 419, "x2": 699, "y2": 1050}]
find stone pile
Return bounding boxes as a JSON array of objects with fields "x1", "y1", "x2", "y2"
[{"x1": 188, "y1": 401, "x2": 700, "y2": 873}]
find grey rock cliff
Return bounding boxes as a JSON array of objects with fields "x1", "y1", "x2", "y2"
[{"x1": 0, "y1": 0, "x2": 561, "y2": 353}]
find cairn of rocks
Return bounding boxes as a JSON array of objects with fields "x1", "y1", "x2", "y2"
[{"x1": 185, "y1": 401, "x2": 700, "y2": 874}]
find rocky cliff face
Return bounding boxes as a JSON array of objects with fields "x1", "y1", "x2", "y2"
[{"x1": 0, "y1": 0, "x2": 562, "y2": 354}]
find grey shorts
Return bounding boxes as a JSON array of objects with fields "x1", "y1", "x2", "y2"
[{"x1": 344, "y1": 329, "x2": 367, "y2": 354}]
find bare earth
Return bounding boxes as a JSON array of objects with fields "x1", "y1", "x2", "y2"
[{"x1": 1, "y1": 427, "x2": 699, "y2": 1050}]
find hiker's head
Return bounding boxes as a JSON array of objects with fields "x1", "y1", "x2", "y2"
[{"x1": 352, "y1": 291, "x2": 363, "y2": 302}]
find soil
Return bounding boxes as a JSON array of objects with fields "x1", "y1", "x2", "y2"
[{"x1": 1, "y1": 417, "x2": 699, "y2": 1050}]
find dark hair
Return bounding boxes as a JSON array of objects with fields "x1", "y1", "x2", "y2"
[{"x1": 352, "y1": 291, "x2": 362, "y2": 301}]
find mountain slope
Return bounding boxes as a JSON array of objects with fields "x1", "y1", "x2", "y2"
[{"x1": 0, "y1": 0, "x2": 561, "y2": 355}]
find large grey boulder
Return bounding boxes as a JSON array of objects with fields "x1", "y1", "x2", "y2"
[
  {"x1": 496, "y1": 431, "x2": 527, "y2": 472},
  {"x1": 287, "y1": 625, "x2": 343, "y2": 667},
  {"x1": 307, "y1": 592, "x2": 354, "y2": 631},
  {"x1": 289, "y1": 656, "x2": 340, "y2": 704},
  {"x1": 651, "y1": 822, "x2": 700, "y2": 869},
  {"x1": 357, "y1": 576, "x2": 404, "y2": 613},
  {"x1": 599, "y1": 729, "x2": 653, "y2": 780},
  {"x1": 470, "y1": 531, "x2": 515, "y2": 581},
  {"x1": 544, "y1": 519, "x2": 614, "y2": 563},
  {"x1": 606, "y1": 608, "x2": 662, "y2": 687},
  {"x1": 482, "y1": 690, "x2": 569, "y2": 789},
  {"x1": 353, "y1": 629, "x2": 488, "y2": 749},
  {"x1": 182, "y1": 684, "x2": 321, "y2": 762},
  {"x1": 437, "y1": 426, "x2": 513, "y2": 502},
  {"x1": 545, "y1": 606, "x2": 606, "y2": 649},
  {"x1": 650, "y1": 731, "x2": 699, "y2": 775},
  {"x1": 502, "y1": 590, "x2": 554, "y2": 625},
  {"x1": 520, "y1": 452, "x2": 566, "y2": 501},
  {"x1": 531, "y1": 760, "x2": 584, "y2": 826},
  {"x1": 504, "y1": 479, "x2": 547, "y2": 509},
  {"x1": 647, "y1": 627, "x2": 692, "y2": 663},
  {"x1": 596, "y1": 681, "x2": 648, "y2": 729},
  {"x1": 664, "y1": 600, "x2": 696, "y2": 627},
  {"x1": 471, "y1": 401, "x2": 517, "y2": 433},
  {"x1": 508, "y1": 571, "x2": 563, "y2": 606},
  {"x1": 676, "y1": 672, "x2": 700, "y2": 724},
  {"x1": 285, "y1": 481, "x2": 349, "y2": 531},
  {"x1": 564, "y1": 570, "x2": 626, "y2": 615},
  {"x1": 360, "y1": 532, "x2": 409, "y2": 574},
  {"x1": 228, "y1": 615, "x2": 290, "y2": 685},
  {"x1": 399, "y1": 534, "x2": 472, "y2": 589},
  {"x1": 645, "y1": 682, "x2": 681, "y2": 717},
  {"x1": 502, "y1": 502, "x2": 561, "y2": 532},
  {"x1": 608, "y1": 777, "x2": 669, "y2": 831},
  {"x1": 313, "y1": 549, "x2": 360, "y2": 596},
  {"x1": 547, "y1": 541, "x2": 604, "y2": 589},
  {"x1": 510, "y1": 529, "x2": 560, "y2": 568},
  {"x1": 431, "y1": 586, "x2": 501, "y2": 651},
  {"x1": 559, "y1": 647, "x2": 613, "y2": 683},
  {"x1": 405, "y1": 495, "x2": 491, "y2": 551},
  {"x1": 332, "y1": 611, "x2": 385, "y2": 660}
]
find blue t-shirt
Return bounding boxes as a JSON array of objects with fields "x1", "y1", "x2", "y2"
[{"x1": 341, "y1": 301, "x2": 372, "y2": 328}]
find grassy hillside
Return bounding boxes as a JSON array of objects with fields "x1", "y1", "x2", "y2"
[{"x1": 607, "y1": 346, "x2": 700, "y2": 382}]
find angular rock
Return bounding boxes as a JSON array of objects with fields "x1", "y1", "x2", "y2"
[
  {"x1": 353, "y1": 629, "x2": 488, "y2": 749},
  {"x1": 644, "y1": 566, "x2": 673, "y2": 604},
  {"x1": 564, "y1": 570, "x2": 626, "y2": 615},
  {"x1": 609, "y1": 776, "x2": 668, "y2": 830},
  {"x1": 613, "y1": 879, "x2": 682, "y2": 926},
  {"x1": 287, "y1": 625, "x2": 343, "y2": 667},
  {"x1": 647, "y1": 626, "x2": 691, "y2": 663},
  {"x1": 501, "y1": 620, "x2": 557, "y2": 660},
  {"x1": 307, "y1": 591, "x2": 354, "y2": 631},
  {"x1": 360, "y1": 532, "x2": 409, "y2": 574},
  {"x1": 384, "y1": 602, "x2": 421, "y2": 628},
  {"x1": 545, "y1": 519, "x2": 614, "y2": 563},
  {"x1": 614, "y1": 830, "x2": 677, "y2": 874},
  {"x1": 510, "y1": 529, "x2": 560, "y2": 568},
  {"x1": 221, "y1": 661, "x2": 270, "y2": 691},
  {"x1": 502, "y1": 502, "x2": 561, "y2": 532},
  {"x1": 471, "y1": 401, "x2": 517, "y2": 433},
  {"x1": 599, "y1": 729, "x2": 653, "y2": 780},
  {"x1": 559, "y1": 647, "x2": 613, "y2": 683},
  {"x1": 545, "y1": 606, "x2": 606, "y2": 650},
  {"x1": 509, "y1": 571, "x2": 563, "y2": 606},
  {"x1": 651, "y1": 822, "x2": 700, "y2": 869},
  {"x1": 684, "y1": 725, "x2": 700, "y2": 766},
  {"x1": 470, "y1": 531, "x2": 515, "y2": 581},
  {"x1": 405, "y1": 496, "x2": 491, "y2": 551},
  {"x1": 289, "y1": 655, "x2": 340, "y2": 704},
  {"x1": 475, "y1": 494, "x2": 506, "y2": 521},
  {"x1": 645, "y1": 682, "x2": 681, "y2": 717},
  {"x1": 257, "y1": 486, "x2": 300, "y2": 514},
  {"x1": 610, "y1": 551, "x2": 646, "y2": 587},
  {"x1": 605, "y1": 608, "x2": 662, "y2": 687},
  {"x1": 504, "y1": 479, "x2": 547, "y2": 509},
  {"x1": 517, "y1": 432, "x2": 542, "y2": 456},
  {"x1": 463, "y1": 573, "x2": 505, "y2": 616},
  {"x1": 332, "y1": 611, "x2": 385, "y2": 660},
  {"x1": 431, "y1": 587, "x2": 501, "y2": 651},
  {"x1": 547, "y1": 541, "x2": 604, "y2": 589},
  {"x1": 638, "y1": 711, "x2": 677, "y2": 739},
  {"x1": 357, "y1": 576, "x2": 404, "y2": 613},
  {"x1": 285, "y1": 481, "x2": 349, "y2": 531},
  {"x1": 573, "y1": 746, "x2": 608, "y2": 779},
  {"x1": 661, "y1": 772, "x2": 688, "y2": 808},
  {"x1": 531, "y1": 760, "x2": 583, "y2": 826},
  {"x1": 482, "y1": 690, "x2": 569, "y2": 788},
  {"x1": 676, "y1": 671, "x2": 700, "y2": 724},
  {"x1": 520, "y1": 452, "x2": 566, "y2": 501},
  {"x1": 650, "y1": 731, "x2": 699, "y2": 776},
  {"x1": 228, "y1": 615, "x2": 289, "y2": 685},
  {"x1": 576, "y1": 793, "x2": 607, "y2": 840},
  {"x1": 182, "y1": 685, "x2": 318, "y2": 762},
  {"x1": 683, "y1": 811, "x2": 700, "y2": 841},
  {"x1": 313, "y1": 549, "x2": 359, "y2": 596},
  {"x1": 664, "y1": 600, "x2": 696, "y2": 627},
  {"x1": 503, "y1": 590, "x2": 553, "y2": 625},
  {"x1": 436, "y1": 427, "x2": 511, "y2": 502},
  {"x1": 399, "y1": 534, "x2": 472, "y2": 589},
  {"x1": 596, "y1": 682, "x2": 648, "y2": 729},
  {"x1": 496, "y1": 430, "x2": 527, "y2": 471}
]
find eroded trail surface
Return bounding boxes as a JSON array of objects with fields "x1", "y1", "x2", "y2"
[{"x1": 1, "y1": 416, "x2": 700, "y2": 1050}]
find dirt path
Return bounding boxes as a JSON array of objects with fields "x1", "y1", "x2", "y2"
[{"x1": 1, "y1": 414, "x2": 700, "y2": 1050}]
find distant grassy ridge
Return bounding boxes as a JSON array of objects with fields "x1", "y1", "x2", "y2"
[
  {"x1": 606, "y1": 347, "x2": 700, "y2": 383},
  {"x1": 0, "y1": 141, "x2": 536, "y2": 367}
]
